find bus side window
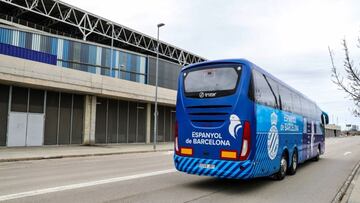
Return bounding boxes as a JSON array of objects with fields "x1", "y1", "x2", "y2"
[
  {"x1": 292, "y1": 94, "x2": 301, "y2": 114},
  {"x1": 248, "y1": 74, "x2": 255, "y2": 101},
  {"x1": 301, "y1": 97, "x2": 309, "y2": 118},
  {"x1": 265, "y1": 77, "x2": 280, "y2": 109},
  {"x1": 312, "y1": 103, "x2": 318, "y2": 120},
  {"x1": 279, "y1": 85, "x2": 294, "y2": 113},
  {"x1": 253, "y1": 70, "x2": 277, "y2": 108},
  {"x1": 278, "y1": 95, "x2": 283, "y2": 110}
]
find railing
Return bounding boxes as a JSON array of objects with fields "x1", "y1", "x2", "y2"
[
  {"x1": 0, "y1": 13, "x2": 80, "y2": 40},
  {"x1": 57, "y1": 59, "x2": 147, "y2": 84},
  {"x1": 0, "y1": 0, "x2": 207, "y2": 65}
]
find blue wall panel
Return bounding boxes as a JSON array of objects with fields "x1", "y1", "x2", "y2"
[
  {"x1": 62, "y1": 40, "x2": 70, "y2": 67},
  {"x1": 0, "y1": 42, "x2": 57, "y2": 65},
  {"x1": 88, "y1": 45, "x2": 97, "y2": 73},
  {"x1": 0, "y1": 26, "x2": 151, "y2": 86},
  {"x1": 136, "y1": 56, "x2": 140, "y2": 82},
  {"x1": 126, "y1": 54, "x2": 131, "y2": 80},
  {"x1": 18, "y1": 32, "x2": 26, "y2": 48},
  {"x1": 50, "y1": 37, "x2": 58, "y2": 55},
  {"x1": 0, "y1": 28, "x2": 12, "y2": 44}
]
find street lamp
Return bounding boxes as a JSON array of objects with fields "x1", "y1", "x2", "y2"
[
  {"x1": 107, "y1": 22, "x2": 114, "y2": 77},
  {"x1": 153, "y1": 23, "x2": 165, "y2": 151}
]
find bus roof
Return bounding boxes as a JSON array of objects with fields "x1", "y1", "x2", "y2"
[{"x1": 182, "y1": 58, "x2": 320, "y2": 109}]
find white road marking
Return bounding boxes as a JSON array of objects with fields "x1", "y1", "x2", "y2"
[
  {"x1": 344, "y1": 152, "x2": 352, "y2": 156},
  {"x1": 0, "y1": 169, "x2": 176, "y2": 201},
  {"x1": 164, "y1": 151, "x2": 174, "y2": 155},
  {"x1": 0, "y1": 176, "x2": 17, "y2": 180}
]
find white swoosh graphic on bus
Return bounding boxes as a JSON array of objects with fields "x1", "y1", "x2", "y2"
[{"x1": 229, "y1": 114, "x2": 242, "y2": 139}]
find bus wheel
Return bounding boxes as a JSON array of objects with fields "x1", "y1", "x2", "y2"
[
  {"x1": 274, "y1": 153, "x2": 288, "y2": 180},
  {"x1": 287, "y1": 150, "x2": 298, "y2": 175},
  {"x1": 313, "y1": 145, "x2": 320, "y2": 161}
]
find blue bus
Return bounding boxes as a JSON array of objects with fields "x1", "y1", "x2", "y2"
[{"x1": 174, "y1": 59, "x2": 328, "y2": 180}]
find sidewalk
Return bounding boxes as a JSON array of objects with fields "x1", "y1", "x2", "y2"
[
  {"x1": 348, "y1": 165, "x2": 360, "y2": 203},
  {"x1": 0, "y1": 143, "x2": 173, "y2": 162}
]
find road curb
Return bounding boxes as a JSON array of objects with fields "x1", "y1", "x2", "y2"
[
  {"x1": 332, "y1": 160, "x2": 360, "y2": 203},
  {"x1": 0, "y1": 149, "x2": 173, "y2": 163}
]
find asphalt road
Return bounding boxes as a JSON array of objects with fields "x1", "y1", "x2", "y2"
[{"x1": 0, "y1": 136, "x2": 359, "y2": 203}]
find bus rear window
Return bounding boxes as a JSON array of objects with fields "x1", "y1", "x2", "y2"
[{"x1": 183, "y1": 66, "x2": 241, "y2": 98}]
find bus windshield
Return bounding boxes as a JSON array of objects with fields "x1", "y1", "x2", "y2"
[{"x1": 184, "y1": 66, "x2": 241, "y2": 98}]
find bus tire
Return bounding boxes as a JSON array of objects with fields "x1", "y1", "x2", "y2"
[
  {"x1": 287, "y1": 150, "x2": 298, "y2": 175},
  {"x1": 274, "y1": 153, "x2": 288, "y2": 180},
  {"x1": 313, "y1": 145, "x2": 320, "y2": 161}
]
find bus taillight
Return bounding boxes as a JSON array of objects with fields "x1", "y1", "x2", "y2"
[
  {"x1": 240, "y1": 121, "x2": 251, "y2": 161},
  {"x1": 174, "y1": 121, "x2": 179, "y2": 154}
]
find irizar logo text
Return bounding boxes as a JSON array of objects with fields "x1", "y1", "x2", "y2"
[
  {"x1": 267, "y1": 112, "x2": 279, "y2": 160},
  {"x1": 199, "y1": 92, "x2": 216, "y2": 98}
]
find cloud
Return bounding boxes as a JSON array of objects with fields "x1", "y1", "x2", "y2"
[{"x1": 64, "y1": 0, "x2": 360, "y2": 127}]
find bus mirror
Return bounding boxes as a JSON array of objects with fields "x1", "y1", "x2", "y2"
[{"x1": 321, "y1": 112, "x2": 329, "y2": 125}]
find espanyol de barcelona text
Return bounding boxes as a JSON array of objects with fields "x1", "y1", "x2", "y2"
[{"x1": 190, "y1": 131, "x2": 231, "y2": 146}]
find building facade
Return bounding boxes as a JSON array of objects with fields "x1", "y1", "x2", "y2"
[
  {"x1": 0, "y1": 0, "x2": 205, "y2": 147},
  {"x1": 325, "y1": 124, "x2": 341, "y2": 137}
]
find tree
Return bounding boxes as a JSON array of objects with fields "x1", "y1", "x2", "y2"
[{"x1": 328, "y1": 38, "x2": 360, "y2": 116}]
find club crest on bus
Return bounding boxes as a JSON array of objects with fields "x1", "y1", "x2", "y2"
[
  {"x1": 267, "y1": 112, "x2": 279, "y2": 160},
  {"x1": 228, "y1": 114, "x2": 242, "y2": 139}
]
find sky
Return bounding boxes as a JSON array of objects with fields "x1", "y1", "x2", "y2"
[{"x1": 64, "y1": 0, "x2": 360, "y2": 129}]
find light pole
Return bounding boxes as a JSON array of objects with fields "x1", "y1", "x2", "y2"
[
  {"x1": 107, "y1": 22, "x2": 114, "y2": 77},
  {"x1": 153, "y1": 23, "x2": 165, "y2": 151}
]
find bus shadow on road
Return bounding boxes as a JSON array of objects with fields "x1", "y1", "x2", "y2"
[
  {"x1": 182, "y1": 159, "x2": 328, "y2": 194},
  {"x1": 183, "y1": 176, "x2": 272, "y2": 194}
]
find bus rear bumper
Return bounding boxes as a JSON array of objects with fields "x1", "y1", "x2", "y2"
[{"x1": 174, "y1": 154, "x2": 253, "y2": 179}]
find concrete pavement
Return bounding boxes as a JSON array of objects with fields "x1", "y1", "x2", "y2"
[
  {"x1": 0, "y1": 136, "x2": 359, "y2": 203},
  {"x1": 348, "y1": 163, "x2": 360, "y2": 203},
  {"x1": 0, "y1": 143, "x2": 173, "y2": 162}
]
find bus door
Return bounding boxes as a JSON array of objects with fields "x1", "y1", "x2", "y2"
[
  {"x1": 310, "y1": 121, "x2": 315, "y2": 157},
  {"x1": 304, "y1": 119, "x2": 312, "y2": 160}
]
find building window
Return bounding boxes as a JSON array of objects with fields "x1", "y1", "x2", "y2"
[{"x1": 0, "y1": 26, "x2": 148, "y2": 85}]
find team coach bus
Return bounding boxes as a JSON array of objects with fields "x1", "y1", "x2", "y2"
[{"x1": 173, "y1": 59, "x2": 328, "y2": 180}]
